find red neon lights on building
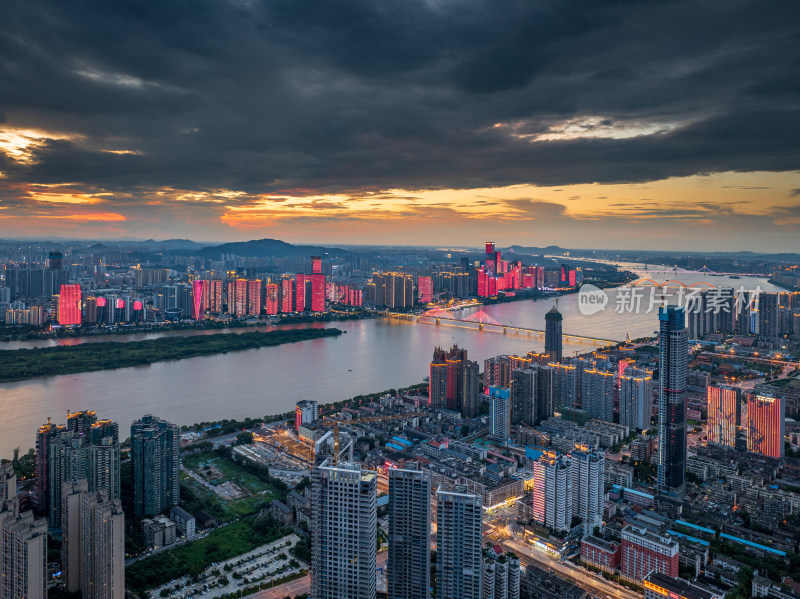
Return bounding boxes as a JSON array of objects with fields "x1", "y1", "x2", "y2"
[
  {"x1": 115, "y1": 298, "x2": 125, "y2": 309},
  {"x1": 133, "y1": 300, "x2": 144, "y2": 311},
  {"x1": 209, "y1": 280, "x2": 223, "y2": 313},
  {"x1": 191, "y1": 280, "x2": 205, "y2": 320},
  {"x1": 569, "y1": 270, "x2": 577, "y2": 287},
  {"x1": 265, "y1": 283, "x2": 279, "y2": 315},
  {"x1": 310, "y1": 273, "x2": 325, "y2": 312},
  {"x1": 311, "y1": 256, "x2": 322, "y2": 274},
  {"x1": 418, "y1": 276, "x2": 433, "y2": 303},
  {"x1": 58, "y1": 284, "x2": 82, "y2": 325},
  {"x1": 295, "y1": 274, "x2": 306, "y2": 312},
  {"x1": 96, "y1": 296, "x2": 107, "y2": 307},
  {"x1": 280, "y1": 278, "x2": 294, "y2": 312},
  {"x1": 485, "y1": 241, "x2": 495, "y2": 255},
  {"x1": 707, "y1": 386, "x2": 740, "y2": 448},
  {"x1": 247, "y1": 279, "x2": 262, "y2": 316}
]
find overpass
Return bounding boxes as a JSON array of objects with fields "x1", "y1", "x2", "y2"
[{"x1": 386, "y1": 307, "x2": 618, "y2": 347}]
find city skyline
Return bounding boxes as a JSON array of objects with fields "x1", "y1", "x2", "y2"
[{"x1": 1, "y1": 1, "x2": 799, "y2": 250}]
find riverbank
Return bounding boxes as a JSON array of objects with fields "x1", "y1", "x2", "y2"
[{"x1": 0, "y1": 328, "x2": 343, "y2": 384}]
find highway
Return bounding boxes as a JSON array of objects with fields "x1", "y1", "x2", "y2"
[{"x1": 503, "y1": 539, "x2": 642, "y2": 599}]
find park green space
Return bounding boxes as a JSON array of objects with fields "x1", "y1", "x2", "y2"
[{"x1": 0, "y1": 328, "x2": 342, "y2": 383}]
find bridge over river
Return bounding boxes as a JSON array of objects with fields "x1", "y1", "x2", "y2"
[{"x1": 386, "y1": 306, "x2": 618, "y2": 348}]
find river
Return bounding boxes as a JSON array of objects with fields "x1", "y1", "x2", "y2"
[{"x1": 0, "y1": 266, "x2": 780, "y2": 456}]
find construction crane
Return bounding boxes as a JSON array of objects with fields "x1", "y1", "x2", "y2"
[{"x1": 318, "y1": 412, "x2": 420, "y2": 465}]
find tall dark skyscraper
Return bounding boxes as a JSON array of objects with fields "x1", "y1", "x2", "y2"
[
  {"x1": 131, "y1": 415, "x2": 180, "y2": 517},
  {"x1": 657, "y1": 306, "x2": 687, "y2": 498},
  {"x1": 387, "y1": 468, "x2": 430, "y2": 599},
  {"x1": 436, "y1": 487, "x2": 482, "y2": 599},
  {"x1": 544, "y1": 304, "x2": 563, "y2": 362}
]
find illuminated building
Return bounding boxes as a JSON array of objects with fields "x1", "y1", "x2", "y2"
[
  {"x1": 280, "y1": 278, "x2": 295, "y2": 312},
  {"x1": 209, "y1": 280, "x2": 223, "y2": 313},
  {"x1": 551, "y1": 362, "x2": 577, "y2": 411},
  {"x1": 707, "y1": 385, "x2": 741, "y2": 448},
  {"x1": 191, "y1": 280, "x2": 205, "y2": 320},
  {"x1": 581, "y1": 369, "x2": 615, "y2": 422},
  {"x1": 311, "y1": 462, "x2": 377, "y2": 599},
  {"x1": 247, "y1": 279, "x2": 262, "y2": 316},
  {"x1": 544, "y1": 305, "x2": 563, "y2": 362},
  {"x1": 620, "y1": 526, "x2": 679, "y2": 584},
  {"x1": 642, "y1": 572, "x2": 720, "y2": 599},
  {"x1": 436, "y1": 487, "x2": 482, "y2": 599},
  {"x1": 489, "y1": 387, "x2": 511, "y2": 440},
  {"x1": 62, "y1": 483, "x2": 125, "y2": 599},
  {"x1": 368, "y1": 273, "x2": 415, "y2": 308},
  {"x1": 295, "y1": 400, "x2": 319, "y2": 432},
  {"x1": 657, "y1": 306, "x2": 687, "y2": 498},
  {"x1": 746, "y1": 393, "x2": 785, "y2": 459},
  {"x1": 388, "y1": 468, "x2": 430, "y2": 599},
  {"x1": 429, "y1": 345, "x2": 478, "y2": 413},
  {"x1": 295, "y1": 274, "x2": 307, "y2": 312},
  {"x1": 312, "y1": 255, "x2": 322, "y2": 274},
  {"x1": 418, "y1": 275, "x2": 433, "y2": 303},
  {"x1": 84, "y1": 296, "x2": 98, "y2": 324},
  {"x1": 265, "y1": 283, "x2": 279, "y2": 314},
  {"x1": 620, "y1": 368, "x2": 653, "y2": 431},
  {"x1": 0, "y1": 507, "x2": 47, "y2": 599},
  {"x1": 532, "y1": 451, "x2": 572, "y2": 533},
  {"x1": 131, "y1": 415, "x2": 180, "y2": 517},
  {"x1": 571, "y1": 445, "x2": 604, "y2": 534},
  {"x1": 34, "y1": 420, "x2": 64, "y2": 513},
  {"x1": 58, "y1": 283, "x2": 82, "y2": 325},
  {"x1": 310, "y1": 273, "x2": 325, "y2": 312},
  {"x1": 226, "y1": 279, "x2": 248, "y2": 316}
]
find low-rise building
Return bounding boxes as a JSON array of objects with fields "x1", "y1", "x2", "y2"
[
  {"x1": 141, "y1": 515, "x2": 176, "y2": 549},
  {"x1": 170, "y1": 505, "x2": 196, "y2": 539},
  {"x1": 580, "y1": 536, "x2": 620, "y2": 573}
]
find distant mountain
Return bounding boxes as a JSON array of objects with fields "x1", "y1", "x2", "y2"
[
  {"x1": 156, "y1": 238, "x2": 202, "y2": 250},
  {"x1": 195, "y1": 238, "x2": 352, "y2": 259},
  {"x1": 506, "y1": 245, "x2": 565, "y2": 254}
]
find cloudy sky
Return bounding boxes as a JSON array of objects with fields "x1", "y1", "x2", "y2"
[{"x1": 1, "y1": 0, "x2": 798, "y2": 250}]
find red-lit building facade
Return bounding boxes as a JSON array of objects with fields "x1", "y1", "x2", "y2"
[
  {"x1": 191, "y1": 280, "x2": 206, "y2": 320},
  {"x1": 746, "y1": 393, "x2": 785, "y2": 459},
  {"x1": 621, "y1": 526, "x2": 679, "y2": 584},
  {"x1": 476, "y1": 241, "x2": 547, "y2": 298},
  {"x1": 418, "y1": 276, "x2": 433, "y2": 303},
  {"x1": 265, "y1": 283, "x2": 279, "y2": 315},
  {"x1": 707, "y1": 385, "x2": 741, "y2": 448},
  {"x1": 58, "y1": 284, "x2": 82, "y2": 325}
]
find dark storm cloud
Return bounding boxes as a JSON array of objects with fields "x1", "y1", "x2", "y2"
[{"x1": 0, "y1": 0, "x2": 798, "y2": 197}]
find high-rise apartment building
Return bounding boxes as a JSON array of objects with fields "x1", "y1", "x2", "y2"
[
  {"x1": 311, "y1": 462, "x2": 377, "y2": 599},
  {"x1": 490, "y1": 390, "x2": 511, "y2": 440},
  {"x1": 581, "y1": 369, "x2": 615, "y2": 422},
  {"x1": 511, "y1": 368, "x2": 536, "y2": 425},
  {"x1": 265, "y1": 283, "x2": 279, "y2": 314},
  {"x1": 428, "y1": 345, "x2": 478, "y2": 415},
  {"x1": 58, "y1": 283, "x2": 82, "y2": 325},
  {"x1": 63, "y1": 488, "x2": 125, "y2": 599},
  {"x1": 619, "y1": 368, "x2": 653, "y2": 431},
  {"x1": 295, "y1": 400, "x2": 319, "y2": 431},
  {"x1": 571, "y1": 445, "x2": 605, "y2": 534},
  {"x1": 532, "y1": 451, "x2": 572, "y2": 533},
  {"x1": 34, "y1": 419, "x2": 64, "y2": 513},
  {"x1": 247, "y1": 279, "x2": 262, "y2": 316},
  {"x1": 0, "y1": 508, "x2": 47, "y2": 599},
  {"x1": 707, "y1": 385, "x2": 742, "y2": 448},
  {"x1": 746, "y1": 393, "x2": 785, "y2": 459},
  {"x1": 131, "y1": 415, "x2": 180, "y2": 516},
  {"x1": 657, "y1": 306, "x2": 687, "y2": 497},
  {"x1": 482, "y1": 549, "x2": 521, "y2": 599},
  {"x1": 620, "y1": 526, "x2": 679, "y2": 584},
  {"x1": 436, "y1": 488, "x2": 483, "y2": 599},
  {"x1": 418, "y1": 276, "x2": 433, "y2": 304},
  {"x1": 387, "y1": 468, "x2": 430, "y2": 599},
  {"x1": 544, "y1": 305, "x2": 563, "y2": 362}
]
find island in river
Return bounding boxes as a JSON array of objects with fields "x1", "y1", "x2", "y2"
[{"x1": 0, "y1": 328, "x2": 343, "y2": 384}]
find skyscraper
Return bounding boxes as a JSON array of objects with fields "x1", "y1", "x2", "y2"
[
  {"x1": 418, "y1": 275, "x2": 433, "y2": 303},
  {"x1": 707, "y1": 385, "x2": 742, "y2": 448},
  {"x1": 66, "y1": 490, "x2": 124, "y2": 599},
  {"x1": 428, "y1": 344, "x2": 476, "y2": 414},
  {"x1": 581, "y1": 369, "x2": 615, "y2": 422},
  {"x1": 34, "y1": 419, "x2": 64, "y2": 513},
  {"x1": 511, "y1": 368, "x2": 536, "y2": 425},
  {"x1": 436, "y1": 488, "x2": 482, "y2": 599},
  {"x1": 657, "y1": 305, "x2": 687, "y2": 498},
  {"x1": 571, "y1": 445, "x2": 605, "y2": 535},
  {"x1": 0, "y1": 508, "x2": 47, "y2": 599},
  {"x1": 131, "y1": 415, "x2": 180, "y2": 517},
  {"x1": 544, "y1": 304, "x2": 563, "y2": 362},
  {"x1": 311, "y1": 462, "x2": 377, "y2": 599},
  {"x1": 58, "y1": 283, "x2": 82, "y2": 325},
  {"x1": 619, "y1": 368, "x2": 653, "y2": 431},
  {"x1": 746, "y1": 393, "x2": 785, "y2": 459},
  {"x1": 388, "y1": 468, "x2": 430, "y2": 599},
  {"x1": 532, "y1": 451, "x2": 572, "y2": 533},
  {"x1": 429, "y1": 347, "x2": 448, "y2": 409},
  {"x1": 490, "y1": 389, "x2": 511, "y2": 441}
]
